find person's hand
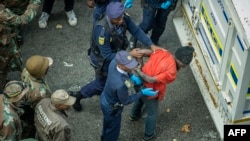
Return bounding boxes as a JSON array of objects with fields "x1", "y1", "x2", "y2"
[
  {"x1": 161, "y1": 1, "x2": 171, "y2": 9},
  {"x1": 141, "y1": 88, "x2": 158, "y2": 96},
  {"x1": 87, "y1": 0, "x2": 95, "y2": 8},
  {"x1": 130, "y1": 74, "x2": 142, "y2": 85},
  {"x1": 129, "y1": 48, "x2": 143, "y2": 58},
  {"x1": 124, "y1": 0, "x2": 133, "y2": 8}
]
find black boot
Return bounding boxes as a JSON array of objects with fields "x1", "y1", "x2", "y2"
[{"x1": 69, "y1": 91, "x2": 84, "y2": 111}]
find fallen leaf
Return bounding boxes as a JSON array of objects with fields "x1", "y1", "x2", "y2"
[
  {"x1": 56, "y1": 24, "x2": 63, "y2": 29},
  {"x1": 166, "y1": 108, "x2": 170, "y2": 113},
  {"x1": 173, "y1": 138, "x2": 177, "y2": 141},
  {"x1": 181, "y1": 124, "x2": 191, "y2": 133}
]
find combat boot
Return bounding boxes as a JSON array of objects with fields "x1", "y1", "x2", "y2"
[{"x1": 69, "y1": 91, "x2": 84, "y2": 111}]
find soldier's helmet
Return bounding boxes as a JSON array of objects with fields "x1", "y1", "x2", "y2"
[
  {"x1": 3, "y1": 81, "x2": 29, "y2": 103},
  {"x1": 25, "y1": 55, "x2": 53, "y2": 79}
]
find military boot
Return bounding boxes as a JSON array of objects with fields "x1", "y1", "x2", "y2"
[{"x1": 69, "y1": 91, "x2": 84, "y2": 111}]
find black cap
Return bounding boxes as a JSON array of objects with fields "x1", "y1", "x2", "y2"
[{"x1": 175, "y1": 46, "x2": 194, "y2": 65}]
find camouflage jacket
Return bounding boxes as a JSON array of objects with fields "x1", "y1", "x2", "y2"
[
  {"x1": 0, "y1": 0, "x2": 41, "y2": 45},
  {"x1": 21, "y1": 68, "x2": 51, "y2": 108},
  {"x1": 0, "y1": 95, "x2": 24, "y2": 141}
]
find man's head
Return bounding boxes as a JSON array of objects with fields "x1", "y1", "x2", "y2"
[
  {"x1": 26, "y1": 55, "x2": 53, "y2": 79},
  {"x1": 175, "y1": 46, "x2": 194, "y2": 70},
  {"x1": 106, "y1": 2, "x2": 125, "y2": 25},
  {"x1": 115, "y1": 51, "x2": 138, "y2": 73},
  {"x1": 3, "y1": 80, "x2": 29, "y2": 103},
  {"x1": 51, "y1": 89, "x2": 76, "y2": 110}
]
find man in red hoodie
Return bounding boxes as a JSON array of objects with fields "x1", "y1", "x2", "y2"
[{"x1": 129, "y1": 46, "x2": 194, "y2": 141}]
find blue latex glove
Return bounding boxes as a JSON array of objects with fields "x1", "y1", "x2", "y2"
[
  {"x1": 130, "y1": 74, "x2": 142, "y2": 85},
  {"x1": 160, "y1": 1, "x2": 171, "y2": 9},
  {"x1": 141, "y1": 88, "x2": 158, "y2": 96},
  {"x1": 124, "y1": 0, "x2": 133, "y2": 8}
]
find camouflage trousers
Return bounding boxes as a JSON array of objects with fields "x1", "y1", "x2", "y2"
[{"x1": 0, "y1": 38, "x2": 23, "y2": 92}]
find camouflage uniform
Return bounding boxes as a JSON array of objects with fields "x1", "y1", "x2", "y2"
[
  {"x1": 0, "y1": 95, "x2": 24, "y2": 141},
  {"x1": 20, "y1": 55, "x2": 53, "y2": 139},
  {"x1": 0, "y1": 80, "x2": 29, "y2": 141},
  {"x1": 0, "y1": 0, "x2": 41, "y2": 93},
  {"x1": 19, "y1": 69, "x2": 51, "y2": 139},
  {"x1": 21, "y1": 68, "x2": 51, "y2": 108}
]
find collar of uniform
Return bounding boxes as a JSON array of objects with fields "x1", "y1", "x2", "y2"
[
  {"x1": 49, "y1": 101, "x2": 68, "y2": 117},
  {"x1": 49, "y1": 101, "x2": 58, "y2": 112},
  {"x1": 116, "y1": 66, "x2": 128, "y2": 75}
]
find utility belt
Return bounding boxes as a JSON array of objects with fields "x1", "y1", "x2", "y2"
[{"x1": 88, "y1": 47, "x2": 103, "y2": 70}]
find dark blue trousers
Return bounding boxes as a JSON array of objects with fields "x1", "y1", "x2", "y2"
[
  {"x1": 139, "y1": 5, "x2": 171, "y2": 45},
  {"x1": 101, "y1": 94, "x2": 123, "y2": 141},
  {"x1": 80, "y1": 76, "x2": 107, "y2": 98}
]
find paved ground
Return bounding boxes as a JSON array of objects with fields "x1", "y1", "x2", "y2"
[{"x1": 10, "y1": 0, "x2": 222, "y2": 141}]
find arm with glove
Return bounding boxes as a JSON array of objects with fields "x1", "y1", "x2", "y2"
[
  {"x1": 160, "y1": 0, "x2": 172, "y2": 10},
  {"x1": 124, "y1": 0, "x2": 134, "y2": 8},
  {"x1": 130, "y1": 74, "x2": 142, "y2": 85},
  {"x1": 141, "y1": 87, "x2": 158, "y2": 96}
]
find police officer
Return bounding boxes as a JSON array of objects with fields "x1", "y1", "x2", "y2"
[
  {"x1": 34, "y1": 89, "x2": 76, "y2": 141},
  {"x1": 129, "y1": 0, "x2": 178, "y2": 47},
  {"x1": 0, "y1": 80, "x2": 30, "y2": 140},
  {"x1": 0, "y1": 0, "x2": 41, "y2": 93},
  {"x1": 100, "y1": 51, "x2": 158, "y2": 141},
  {"x1": 92, "y1": 0, "x2": 133, "y2": 22},
  {"x1": 70, "y1": 1, "x2": 162, "y2": 111}
]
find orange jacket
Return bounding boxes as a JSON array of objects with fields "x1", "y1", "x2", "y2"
[{"x1": 142, "y1": 49, "x2": 177, "y2": 100}]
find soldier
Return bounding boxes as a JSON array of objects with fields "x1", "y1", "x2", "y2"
[
  {"x1": 34, "y1": 89, "x2": 76, "y2": 141},
  {"x1": 0, "y1": 0, "x2": 41, "y2": 93},
  {"x1": 21, "y1": 55, "x2": 53, "y2": 108},
  {"x1": 20, "y1": 55, "x2": 53, "y2": 138},
  {"x1": 69, "y1": 1, "x2": 163, "y2": 111},
  {"x1": 0, "y1": 80, "x2": 29, "y2": 140}
]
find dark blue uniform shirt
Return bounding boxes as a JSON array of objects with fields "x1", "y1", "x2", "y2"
[
  {"x1": 93, "y1": 14, "x2": 153, "y2": 73},
  {"x1": 103, "y1": 59, "x2": 142, "y2": 105}
]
